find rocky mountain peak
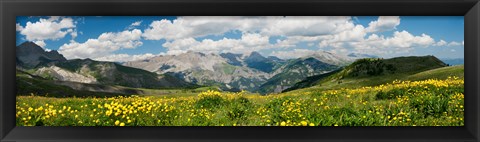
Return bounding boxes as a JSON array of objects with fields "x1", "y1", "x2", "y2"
[
  {"x1": 243, "y1": 51, "x2": 266, "y2": 60},
  {"x1": 16, "y1": 41, "x2": 67, "y2": 68},
  {"x1": 17, "y1": 41, "x2": 45, "y2": 53}
]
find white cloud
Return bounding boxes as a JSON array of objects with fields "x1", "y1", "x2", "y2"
[
  {"x1": 94, "y1": 53, "x2": 156, "y2": 62},
  {"x1": 131, "y1": 21, "x2": 142, "y2": 26},
  {"x1": 259, "y1": 16, "x2": 353, "y2": 37},
  {"x1": 17, "y1": 16, "x2": 76, "y2": 41},
  {"x1": 143, "y1": 16, "x2": 453, "y2": 58},
  {"x1": 58, "y1": 29, "x2": 143, "y2": 59},
  {"x1": 434, "y1": 40, "x2": 448, "y2": 46},
  {"x1": 318, "y1": 30, "x2": 436, "y2": 56},
  {"x1": 318, "y1": 23, "x2": 367, "y2": 48},
  {"x1": 384, "y1": 31, "x2": 435, "y2": 48},
  {"x1": 41, "y1": 16, "x2": 461, "y2": 61},
  {"x1": 364, "y1": 31, "x2": 433, "y2": 50},
  {"x1": 98, "y1": 29, "x2": 143, "y2": 48},
  {"x1": 434, "y1": 40, "x2": 463, "y2": 47},
  {"x1": 143, "y1": 16, "x2": 354, "y2": 40},
  {"x1": 162, "y1": 32, "x2": 270, "y2": 55},
  {"x1": 366, "y1": 16, "x2": 401, "y2": 33},
  {"x1": 127, "y1": 21, "x2": 143, "y2": 30},
  {"x1": 447, "y1": 41, "x2": 462, "y2": 46},
  {"x1": 70, "y1": 30, "x2": 78, "y2": 39},
  {"x1": 16, "y1": 23, "x2": 24, "y2": 31}
]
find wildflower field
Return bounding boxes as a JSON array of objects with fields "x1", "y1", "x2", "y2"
[{"x1": 16, "y1": 76, "x2": 464, "y2": 126}]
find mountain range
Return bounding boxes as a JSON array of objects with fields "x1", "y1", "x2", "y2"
[
  {"x1": 124, "y1": 50, "x2": 353, "y2": 93},
  {"x1": 17, "y1": 41, "x2": 398, "y2": 95},
  {"x1": 16, "y1": 42, "x2": 196, "y2": 96}
]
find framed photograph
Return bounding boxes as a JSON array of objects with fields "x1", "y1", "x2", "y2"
[{"x1": 1, "y1": 0, "x2": 479, "y2": 142}]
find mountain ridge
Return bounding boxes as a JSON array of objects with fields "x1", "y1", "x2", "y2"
[
  {"x1": 16, "y1": 41, "x2": 67, "y2": 68},
  {"x1": 16, "y1": 42, "x2": 196, "y2": 92}
]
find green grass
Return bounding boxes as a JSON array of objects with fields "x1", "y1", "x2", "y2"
[
  {"x1": 296, "y1": 65, "x2": 464, "y2": 93},
  {"x1": 407, "y1": 65, "x2": 464, "y2": 81}
]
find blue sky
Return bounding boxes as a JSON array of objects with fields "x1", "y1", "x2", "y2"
[{"x1": 16, "y1": 16, "x2": 464, "y2": 62}]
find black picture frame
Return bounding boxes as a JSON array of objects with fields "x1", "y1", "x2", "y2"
[{"x1": 1, "y1": 0, "x2": 479, "y2": 142}]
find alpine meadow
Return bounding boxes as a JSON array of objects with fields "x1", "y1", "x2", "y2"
[{"x1": 15, "y1": 16, "x2": 464, "y2": 126}]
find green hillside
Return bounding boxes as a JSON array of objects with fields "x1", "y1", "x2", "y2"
[
  {"x1": 17, "y1": 69, "x2": 216, "y2": 98},
  {"x1": 284, "y1": 56, "x2": 448, "y2": 92},
  {"x1": 17, "y1": 69, "x2": 129, "y2": 97},
  {"x1": 406, "y1": 65, "x2": 464, "y2": 81}
]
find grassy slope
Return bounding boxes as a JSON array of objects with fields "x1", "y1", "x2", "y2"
[
  {"x1": 17, "y1": 69, "x2": 217, "y2": 98},
  {"x1": 17, "y1": 70, "x2": 126, "y2": 98},
  {"x1": 287, "y1": 65, "x2": 464, "y2": 94},
  {"x1": 406, "y1": 65, "x2": 464, "y2": 81},
  {"x1": 284, "y1": 56, "x2": 448, "y2": 92}
]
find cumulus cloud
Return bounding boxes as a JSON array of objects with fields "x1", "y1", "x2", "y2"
[
  {"x1": 127, "y1": 21, "x2": 143, "y2": 30},
  {"x1": 58, "y1": 29, "x2": 143, "y2": 59},
  {"x1": 70, "y1": 30, "x2": 78, "y2": 39},
  {"x1": 143, "y1": 16, "x2": 354, "y2": 40},
  {"x1": 350, "y1": 31, "x2": 434, "y2": 54},
  {"x1": 94, "y1": 53, "x2": 156, "y2": 62},
  {"x1": 318, "y1": 30, "x2": 437, "y2": 56},
  {"x1": 26, "y1": 16, "x2": 461, "y2": 62},
  {"x1": 16, "y1": 23, "x2": 24, "y2": 31},
  {"x1": 382, "y1": 31, "x2": 435, "y2": 48},
  {"x1": 17, "y1": 16, "x2": 76, "y2": 41},
  {"x1": 143, "y1": 16, "x2": 459, "y2": 58},
  {"x1": 434, "y1": 40, "x2": 448, "y2": 46},
  {"x1": 434, "y1": 39, "x2": 463, "y2": 47},
  {"x1": 366, "y1": 16, "x2": 401, "y2": 33},
  {"x1": 131, "y1": 21, "x2": 142, "y2": 26},
  {"x1": 162, "y1": 32, "x2": 270, "y2": 55},
  {"x1": 98, "y1": 29, "x2": 143, "y2": 48},
  {"x1": 447, "y1": 41, "x2": 462, "y2": 46}
]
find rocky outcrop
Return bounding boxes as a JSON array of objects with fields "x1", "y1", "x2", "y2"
[{"x1": 35, "y1": 66, "x2": 97, "y2": 84}]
